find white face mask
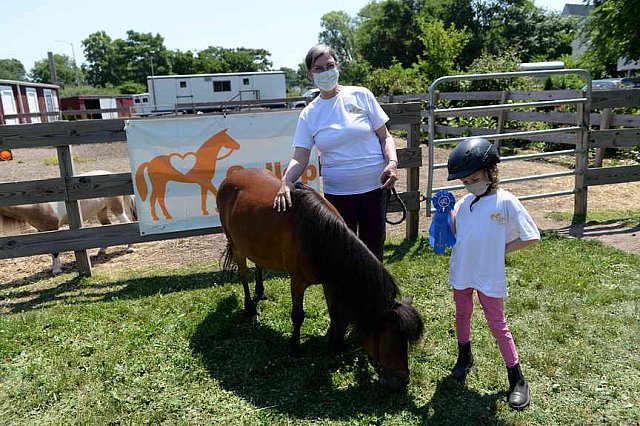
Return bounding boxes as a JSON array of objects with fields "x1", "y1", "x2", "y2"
[
  {"x1": 313, "y1": 68, "x2": 339, "y2": 92},
  {"x1": 464, "y1": 180, "x2": 491, "y2": 197}
]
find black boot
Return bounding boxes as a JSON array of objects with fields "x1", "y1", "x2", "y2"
[
  {"x1": 451, "y1": 342, "x2": 473, "y2": 381},
  {"x1": 507, "y1": 363, "x2": 530, "y2": 410}
]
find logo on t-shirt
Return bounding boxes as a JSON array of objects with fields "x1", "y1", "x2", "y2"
[
  {"x1": 490, "y1": 212, "x2": 506, "y2": 223},
  {"x1": 345, "y1": 103, "x2": 365, "y2": 114}
]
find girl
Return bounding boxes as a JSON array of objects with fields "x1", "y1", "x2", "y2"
[{"x1": 447, "y1": 137, "x2": 540, "y2": 410}]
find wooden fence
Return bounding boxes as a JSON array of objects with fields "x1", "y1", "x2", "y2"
[{"x1": 0, "y1": 102, "x2": 422, "y2": 276}]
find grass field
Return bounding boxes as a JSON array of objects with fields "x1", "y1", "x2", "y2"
[{"x1": 1, "y1": 233, "x2": 639, "y2": 425}]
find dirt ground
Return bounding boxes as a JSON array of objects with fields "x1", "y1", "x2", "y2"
[{"x1": 1, "y1": 140, "x2": 639, "y2": 283}]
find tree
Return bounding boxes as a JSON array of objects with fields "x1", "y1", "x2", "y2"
[
  {"x1": 0, "y1": 59, "x2": 26, "y2": 81},
  {"x1": 83, "y1": 30, "x2": 170, "y2": 87},
  {"x1": 413, "y1": 18, "x2": 469, "y2": 82},
  {"x1": 319, "y1": 11, "x2": 357, "y2": 62},
  {"x1": 585, "y1": 0, "x2": 640, "y2": 66},
  {"x1": 355, "y1": 0, "x2": 424, "y2": 68},
  {"x1": 29, "y1": 54, "x2": 81, "y2": 87}
]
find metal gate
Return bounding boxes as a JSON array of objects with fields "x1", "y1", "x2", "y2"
[{"x1": 425, "y1": 69, "x2": 592, "y2": 218}]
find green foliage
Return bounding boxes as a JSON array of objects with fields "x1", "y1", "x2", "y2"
[
  {"x1": 81, "y1": 30, "x2": 274, "y2": 88},
  {"x1": 462, "y1": 49, "x2": 527, "y2": 92},
  {"x1": 1, "y1": 236, "x2": 639, "y2": 424},
  {"x1": 364, "y1": 61, "x2": 425, "y2": 96},
  {"x1": 413, "y1": 18, "x2": 469, "y2": 82},
  {"x1": 59, "y1": 85, "x2": 121, "y2": 98},
  {"x1": 355, "y1": 0, "x2": 424, "y2": 69},
  {"x1": 118, "y1": 81, "x2": 146, "y2": 94},
  {"x1": 585, "y1": 0, "x2": 640, "y2": 67},
  {"x1": 338, "y1": 59, "x2": 371, "y2": 87},
  {"x1": 319, "y1": 11, "x2": 356, "y2": 63},
  {"x1": 29, "y1": 54, "x2": 82, "y2": 87},
  {"x1": 0, "y1": 58, "x2": 26, "y2": 81}
]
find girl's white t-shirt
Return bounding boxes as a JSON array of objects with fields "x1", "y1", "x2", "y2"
[
  {"x1": 449, "y1": 189, "x2": 541, "y2": 298},
  {"x1": 292, "y1": 86, "x2": 389, "y2": 195}
]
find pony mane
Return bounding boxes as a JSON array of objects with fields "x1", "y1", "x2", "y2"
[{"x1": 292, "y1": 182, "x2": 407, "y2": 335}]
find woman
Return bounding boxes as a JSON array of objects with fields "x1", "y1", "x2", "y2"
[{"x1": 273, "y1": 44, "x2": 398, "y2": 261}]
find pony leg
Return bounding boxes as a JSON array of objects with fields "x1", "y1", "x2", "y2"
[
  {"x1": 51, "y1": 253, "x2": 62, "y2": 275},
  {"x1": 97, "y1": 208, "x2": 111, "y2": 255},
  {"x1": 112, "y1": 210, "x2": 135, "y2": 253},
  {"x1": 254, "y1": 265, "x2": 267, "y2": 300},
  {"x1": 289, "y1": 274, "x2": 307, "y2": 359},
  {"x1": 237, "y1": 257, "x2": 257, "y2": 321},
  {"x1": 200, "y1": 186, "x2": 210, "y2": 216},
  {"x1": 323, "y1": 285, "x2": 349, "y2": 353}
]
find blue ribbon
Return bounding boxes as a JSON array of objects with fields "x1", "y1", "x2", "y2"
[{"x1": 429, "y1": 191, "x2": 456, "y2": 254}]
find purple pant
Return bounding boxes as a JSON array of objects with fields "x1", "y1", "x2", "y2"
[
  {"x1": 453, "y1": 288, "x2": 519, "y2": 368},
  {"x1": 324, "y1": 188, "x2": 386, "y2": 261}
]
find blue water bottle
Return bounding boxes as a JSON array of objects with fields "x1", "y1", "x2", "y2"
[{"x1": 429, "y1": 191, "x2": 456, "y2": 254}]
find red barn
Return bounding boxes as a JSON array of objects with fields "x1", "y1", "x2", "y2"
[{"x1": 60, "y1": 95, "x2": 134, "y2": 120}]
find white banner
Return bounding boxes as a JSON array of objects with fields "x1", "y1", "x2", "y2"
[{"x1": 126, "y1": 110, "x2": 319, "y2": 235}]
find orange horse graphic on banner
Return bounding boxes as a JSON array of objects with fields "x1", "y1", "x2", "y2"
[{"x1": 135, "y1": 129, "x2": 241, "y2": 221}]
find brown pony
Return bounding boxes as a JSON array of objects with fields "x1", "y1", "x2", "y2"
[
  {"x1": 217, "y1": 168, "x2": 423, "y2": 391},
  {"x1": 135, "y1": 128, "x2": 241, "y2": 221}
]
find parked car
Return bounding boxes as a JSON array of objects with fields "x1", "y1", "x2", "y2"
[
  {"x1": 290, "y1": 88, "x2": 320, "y2": 108},
  {"x1": 620, "y1": 77, "x2": 640, "y2": 88},
  {"x1": 581, "y1": 78, "x2": 623, "y2": 91}
]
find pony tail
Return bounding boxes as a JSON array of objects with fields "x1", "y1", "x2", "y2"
[
  {"x1": 221, "y1": 242, "x2": 237, "y2": 273},
  {"x1": 135, "y1": 162, "x2": 150, "y2": 201}
]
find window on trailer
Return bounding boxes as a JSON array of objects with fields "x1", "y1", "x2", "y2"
[
  {"x1": 243, "y1": 78, "x2": 250, "y2": 85},
  {"x1": 213, "y1": 81, "x2": 231, "y2": 92}
]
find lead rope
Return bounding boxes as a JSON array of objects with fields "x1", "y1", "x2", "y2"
[{"x1": 385, "y1": 187, "x2": 407, "y2": 225}]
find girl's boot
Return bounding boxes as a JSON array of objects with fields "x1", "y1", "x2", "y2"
[
  {"x1": 451, "y1": 342, "x2": 473, "y2": 381},
  {"x1": 507, "y1": 363, "x2": 530, "y2": 410}
]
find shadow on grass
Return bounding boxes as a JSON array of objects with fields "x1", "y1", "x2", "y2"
[
  {"x1": 0, "y1": 247, "x2": 135, "y2": 291},
  {"x1": 1, "y1": 267, "x2": 244, "y2": 313},
  {"x1": 416, "y1": 377, "x2": 510, "y2": 425},
  {"x1": 385, "y1": 236, "x2": 431, "y2": 264},
  {"x1": 190, "y1": 294, "x2": 509, "y2": 424},
  {"x1": 191, "y1": 295, "x2": 415, "y2": 422}
]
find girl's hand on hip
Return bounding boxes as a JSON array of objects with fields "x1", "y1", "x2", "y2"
[
  {"x1": 274, "y1": 180, "x2": 293, "y2": 212},
  {"x1": 380, "y1": 160, "x2": 398, "y2": 189}
]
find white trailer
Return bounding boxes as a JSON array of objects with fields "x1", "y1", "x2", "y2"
[{"x1": 145, "y1": 71, "x2": 287, "y2": 113}]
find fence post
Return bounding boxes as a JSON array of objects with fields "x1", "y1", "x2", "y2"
[
  {"x1": 406, "y1": 122, "x2": 420, "y2": 240},
  {"x1": 573, "y1": 102, "x2": 589, "y2": 222},
  {"x1": 593, "y1": 108, "x2": 611, "y2": 167},
  {"x1": 57, "y1": 145, "x2": 93, "y2": 276},
  {"x1": 495, "y1": 90, "x2": 510, "y2": 152}
]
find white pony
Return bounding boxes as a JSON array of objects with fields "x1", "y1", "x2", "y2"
[{"x1": 0, "y1": 170, "x2": 137, "y2": 275}]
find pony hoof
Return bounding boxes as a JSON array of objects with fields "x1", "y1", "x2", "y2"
[
  {"x1": 126, "y1": 247, "x2": 135, "y2": 253},
  {"x1": 51, "y1": 268, "x2": 62, "y2": 276}
]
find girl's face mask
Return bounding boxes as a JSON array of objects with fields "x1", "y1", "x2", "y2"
[
  {"x1": 464, "y1": 180, "x2": 491, "y2": 196},
  {"x1": 313, "y1": 68, "x2": 339, "y2": 92}
]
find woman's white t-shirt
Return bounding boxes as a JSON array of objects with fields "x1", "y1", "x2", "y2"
[
  {"x1": 292, "y1": 86, "x2": 389, "y2": 195},
  {"x1": 449, "y1": 189, "x2": 541, "y2": 298}
]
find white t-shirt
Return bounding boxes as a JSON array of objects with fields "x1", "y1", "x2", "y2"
[
  {"x1": 292, "y1": 86, "x2": 389, "y2": 195},
  {"x1": 449, "y1": 189, "x2": 541, "y2": 298}
]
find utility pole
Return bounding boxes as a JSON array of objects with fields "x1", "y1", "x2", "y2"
[
  {"x1": 55, "y1": 40, "x2": 80, "y2": 86},
  {"x1": 47, "y1": 51, "x2": 58, "y2": 85}
]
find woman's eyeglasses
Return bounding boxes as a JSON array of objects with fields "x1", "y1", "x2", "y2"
[{"x1": 311, "y1": 63, "x2": 337, "y2": 73}]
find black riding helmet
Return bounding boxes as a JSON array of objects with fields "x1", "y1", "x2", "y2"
[{"x1": 447, "y1": 138, "x2": 500, "y2": 181}]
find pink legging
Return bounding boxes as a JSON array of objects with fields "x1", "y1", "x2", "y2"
[{"x1": 453, "y1": 288, "x2": 519, "y2": 368}]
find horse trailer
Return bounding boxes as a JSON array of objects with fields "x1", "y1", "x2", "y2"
[{"x1": 140, "y1": 71, "x2": 287, "y2": 115}]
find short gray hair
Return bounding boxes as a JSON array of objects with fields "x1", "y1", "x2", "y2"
[{"x1": 304, "y1": 44, "x2": 338, "y2": 70}]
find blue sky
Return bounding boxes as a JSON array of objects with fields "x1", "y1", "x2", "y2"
[{"x1": 1, "y1": 0, "x2": 579, "y2": 75}]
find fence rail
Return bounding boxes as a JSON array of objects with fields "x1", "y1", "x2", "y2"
[{"x1": 0, "y1": 102, "x2": 423, "y2": 275}]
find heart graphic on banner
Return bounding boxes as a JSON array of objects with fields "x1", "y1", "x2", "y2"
[{"x1": 169, "y1": 152, "x2": 197, "y2": 175}]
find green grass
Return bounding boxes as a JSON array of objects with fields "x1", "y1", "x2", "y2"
[
  {"x1": 1, "y1": 234, "x2": 639, "y2": 425},
  {"x1": 548, "y1": 209, "x2": 640, "y2": 228},
  {"x1": 42, "y1": 154, "x2": 96, "y2": 166}
]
